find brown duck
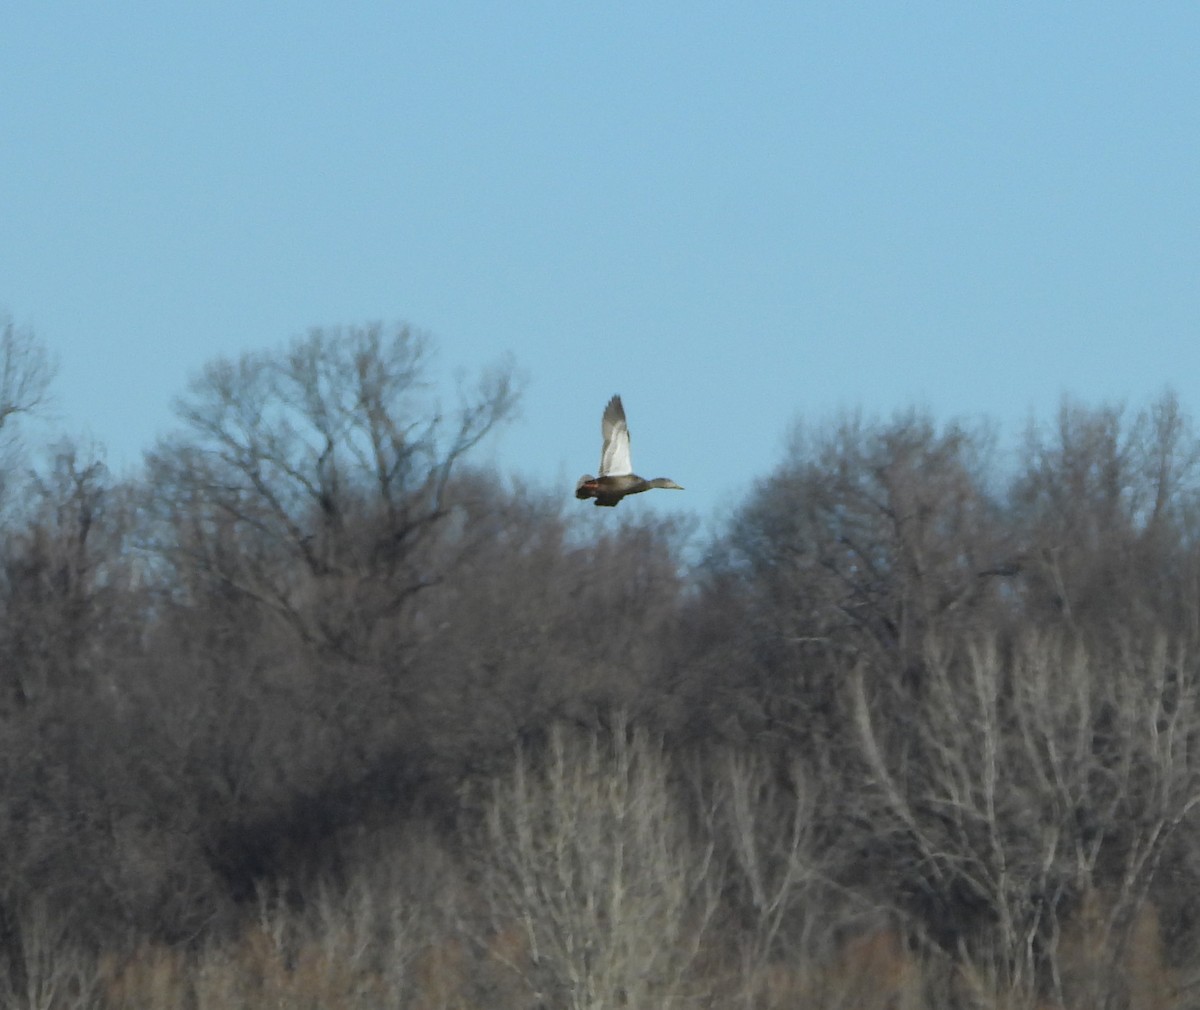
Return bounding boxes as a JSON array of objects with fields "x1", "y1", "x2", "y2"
[{"x1": 575, "y1": 395, "x2": 684, "y2": 507}]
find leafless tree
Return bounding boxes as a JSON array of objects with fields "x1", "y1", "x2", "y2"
[
  {"x1": 692, "y1": 410, "x2": 1012, "y2": 776},
  {"x1": 401, "y1": 497, "x2": 692, "y2": 785},
  {"x1": 700, "y1": 747, "x2": 863, "y2": 1006},
  {"x1": 0, "y1": 442, "x2": 147, "y2": 710},
  {"x1": 0, "y1": 318, "x2": 56, "y2": 510},
  {"x1": 1011, "y1": 393, "x2": 1200, "y2": 635},
  {"x1": 849, "y1": 622, "x2": 1200, "y2": 1006},
  {"x1": 690, "y1": 397, "x2": 1200, "y2": 1003},
  {"x1": 0, "y1": 317, "x2": 55, "y2": 432},
  {"x1": 144, "y1": 323, "x2": 519, "y2": 662},
  {"x1": 475, "y1": 719, "x2": 721, "y2": 1010}
]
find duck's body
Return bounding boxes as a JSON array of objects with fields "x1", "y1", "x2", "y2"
[
  {"x1": 576, "y1": 472, "x2": 684, "y2": 507},
  {"x1": 575, "y1": 395, "x2": 683, "y2": 507}
]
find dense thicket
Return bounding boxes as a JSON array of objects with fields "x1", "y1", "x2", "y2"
[{"x1": 1, "y1": 319, "x2": 1199, "y2": 1008}]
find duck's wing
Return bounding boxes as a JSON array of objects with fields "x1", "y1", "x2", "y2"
[{"x1": 599, "y1": 395, "x2": 633, "y2": 476}]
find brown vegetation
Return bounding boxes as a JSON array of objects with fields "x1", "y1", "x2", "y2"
[{"x1": 0, "y1": 323, "x2": 1198, "y2": 1008}]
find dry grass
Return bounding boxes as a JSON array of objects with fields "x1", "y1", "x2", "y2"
[
  {"x1": 1049, "y1": 889, "x2": 1179, "y2": 1010},
  {"x1": 99, "y1": 928, "x2": 393, "y2": 1010},
  {"x1": 38, "y1": 895, "x2": 1194, "y2": 1010},
  {"x1": 747, "y1": 927, "x2": 924, "y2": 1010},
  {"x1": 98, "y1": 943, "x2": 185, "y2": 1008}
]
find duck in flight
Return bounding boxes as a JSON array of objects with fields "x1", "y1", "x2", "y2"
[{"x1": 575, "y1": 395, "x2": 684, "y2": 507}]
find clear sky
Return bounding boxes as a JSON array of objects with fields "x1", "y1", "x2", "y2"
[{"x1": 3, "y1": 5, "x2": 1198, "y2": 527}]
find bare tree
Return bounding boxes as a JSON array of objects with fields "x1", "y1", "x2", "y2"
[
  {"x1": 702, "y1": 747, "x2": 857, "y2": 1007},
  {"x1": 0, "y1": 317, "x2": 55, "y2": 432},
  {"x1": 851, "y1": 626, "x2": 1200, "y2": 1006},
  {"x1": 144, "y1": 323, "x2": 519, "y2": 662},
  {"x1": 693, "y1": 410, "x2": 1011, "y2": 772},
  {"x1": 0, "y1": 440, "x2": 144, "y2": 709},
  {"x1": 0, "y1": 318, "x2": 57, "y2": 510},
  {"x1": 401, "y1": 495, "x2": 693, "y2": 782},
  {"x1": 1010, "y1": 393, "x2": 1200, "y2": 637},
  {"x1": 690, "y1": 398, "x2": 1200, "y2": 1004},
  {"x1": 476, "y1": 719, "x2": 721, "y2": 1010}
]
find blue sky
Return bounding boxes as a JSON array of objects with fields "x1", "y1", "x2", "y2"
[{"x1": 2, "y1": 5, "x2": 1198, "y2": 527}]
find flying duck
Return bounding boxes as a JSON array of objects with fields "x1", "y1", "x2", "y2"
[{"x1": 575, "y1": 395, "x2": 684, "y2": 507}]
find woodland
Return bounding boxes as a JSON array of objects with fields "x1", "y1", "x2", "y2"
[{"x1": 1, "y1": 317, "x2": 1199, "y2": 1009}]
